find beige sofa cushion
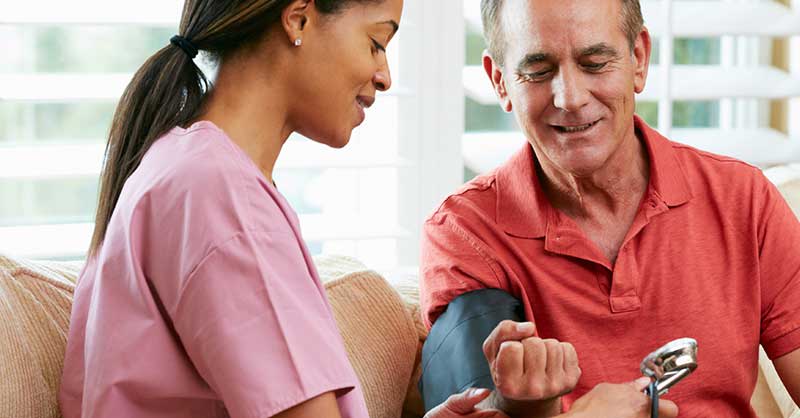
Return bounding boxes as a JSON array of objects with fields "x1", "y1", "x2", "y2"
[
  {"x1": 0, "y1": 254, "x2": 419, "y2": 418},
  {"x1": 393, "y1": 275, "x2": 429, "y2": 418},
  {"x1": 778, "y1": 177, "x2": 800, "y2": 219},
  {"x1": 317, "y1": 255, "x2": 420, "y2": 418},
  {"x1": 0, "y1": 256, "x2": 79, "y2": 418}
]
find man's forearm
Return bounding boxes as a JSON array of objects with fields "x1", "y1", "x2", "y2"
[{"x1": 476, "y1": 390, "x2": 562, "y2": 418}]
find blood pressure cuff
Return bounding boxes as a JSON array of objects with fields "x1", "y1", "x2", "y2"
[{"x1": 419, "y1": 288, "x2": 525, "y2": 412}]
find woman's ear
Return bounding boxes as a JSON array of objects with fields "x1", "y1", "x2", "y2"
[{"x1": 281, "y1": 0, "x2": 313, "y2": 46}]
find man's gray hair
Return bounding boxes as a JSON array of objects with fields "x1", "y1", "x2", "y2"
[{"x1": 480, "y1": 0, "x2": 644, "y2": 66}]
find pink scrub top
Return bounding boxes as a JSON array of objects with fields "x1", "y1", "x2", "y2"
[{"x1": 59, "y1": 121, "x2": 369, "y2": 418}]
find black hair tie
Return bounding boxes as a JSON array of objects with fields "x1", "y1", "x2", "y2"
[{"x1": 170, "y1": 35, "x2": 199, "y2": 59}]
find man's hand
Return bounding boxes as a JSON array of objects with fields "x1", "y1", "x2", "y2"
[
  {"x1": 480, "y1": 320, "x2": 582, "y2": 417},
  {"x1": 425, "y1": 388, "x2": 509, "y2": 418},
  {"x1": 565, "y1": 377, "x2": 678, "y2": 418}
]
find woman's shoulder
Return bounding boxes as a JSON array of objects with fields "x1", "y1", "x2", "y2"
[
  {"x1": 125, "y1": 121, "x2": 283, "y2": 236},
  {"x1": 113, "y1": 122, "x2": 292, "y2": 273},
  {"x1": 145, "y1": 121, "x2": 253, "y2": 188}
]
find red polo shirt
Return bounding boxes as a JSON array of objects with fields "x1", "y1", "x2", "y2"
[{"x1": 420, "y1": 116, "x2": 800, "y2": 416}]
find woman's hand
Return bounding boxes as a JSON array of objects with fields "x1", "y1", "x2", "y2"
[
  {"x1": 565, "y1": 377, "x2": 678, "y2": 418},
  {"x1": 424, "y1": 388, "x2": 510, "y2": 418}
]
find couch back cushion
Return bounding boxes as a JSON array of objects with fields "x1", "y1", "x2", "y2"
[
  {"x1": 317, "y1": 256, "x2": 420, "y2": 418},
  {"x1": 778, "y1": 177, "x2": 800, "y2": 218},
  {"x1": 0, "y1": 254, "x2": 419, "y2": 418},
  {"x1": 0, "y1": 256, "x2": 79, "y2": 418}
]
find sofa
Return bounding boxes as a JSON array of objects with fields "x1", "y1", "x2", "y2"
[
  {"x1": 1, "y1": 251, "x2": 798, "y2": 418},
  {"x1": 2, "y1": 170, "x2": 800, "y2": 418}
]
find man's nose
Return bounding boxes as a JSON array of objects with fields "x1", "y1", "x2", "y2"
[{"x1": 552, "y1": 66, "x2": 590, "y2": 112}]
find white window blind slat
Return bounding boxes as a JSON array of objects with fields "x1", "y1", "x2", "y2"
[
  {"x1": 463, "y1": 0, "x2": 800, "y2": 37},
  {"x1": 0, "y1": 140, "x2": 413, "y2": 180},
  {"x1": 0, "y1": 74, "x2": 132, "y2": 102},
  {"x1": 0, "y1": 143, "x2": 104, "y2": 179},
  {"x1": 670, "y1": 127, "x2": 800, "y2": 167},
  {"x1": 764, "y1": 163, "x2": 800, "y2": 186},
  {"x1": 0, "y1": 223, "x2": 95, "y2": 259},
  {"x1": 2, "y1": 4, "x2": 420, "y2": 28},
  {"x1": 0, "y1": 74, "x2": 415, "y2": 102},
  {"x1": 462, "y1": 66, "x2": 495, "y2": 106},
  {"x1": 642, "y1": 0, "x2": 800, "y2": 37},
  {"x1": 464, "y1": 65, "x2": 800, "y2": 105},
  {"x1": 1, "y1": 1, "x2": 183, "y2": 25},
  {"x1": 0, "y1": 217, "x2": 411, "y2": 259},
  {"x1": 643, "y1": 65, "x2": 800, "y2": 101}
]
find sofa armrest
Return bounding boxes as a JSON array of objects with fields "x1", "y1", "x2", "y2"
[{"x1": 758, "y1": 347, "x2": 800, "y2": 418}]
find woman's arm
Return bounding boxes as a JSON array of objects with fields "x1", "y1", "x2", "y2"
[{"x1": 273, "y1": 391, "x2": 343, "y2": 418}]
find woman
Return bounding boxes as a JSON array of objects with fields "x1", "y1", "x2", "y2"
[
  {"x1": 57, "y1": 0, "x2": 676, "y2": 417},
  {"x1": 57, "y1": 0, "x2": 503, "y2": 417}
]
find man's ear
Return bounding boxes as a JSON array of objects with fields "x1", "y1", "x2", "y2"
[
  {"x1": 632, "y1": 27, "x2": 652, "y2": 94},
  {"x1": 482, "y1": 50, "x2": 513, "y2": 113},
  {"x1": 282, "y1": 0, "x2": 312, "y2": 46}
]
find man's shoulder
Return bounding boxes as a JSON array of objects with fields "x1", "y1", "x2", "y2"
[
  {"x1": 427, "y1": 170, "x2": 500, "y2": 224},
  {"x1": 667, "y1": 139, "x2": 767, "y2": 190}
]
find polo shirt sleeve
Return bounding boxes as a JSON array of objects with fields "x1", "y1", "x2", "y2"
[
  {"x1": 758, "y1": 177, "x2": 800, "y2": 360},
  {"x1": 168, "y1": 229, "x2": 359, "y2": 418},
  {"x1": 420, "y1": 211, "x2": 508, "y2": 330}
]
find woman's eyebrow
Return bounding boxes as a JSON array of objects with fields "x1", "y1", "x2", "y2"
[{"x1": 377, "y1": 20, "x2": 399, "y2": 35}]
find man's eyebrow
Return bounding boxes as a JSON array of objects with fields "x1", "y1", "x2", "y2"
[
  {"x1": 578, "y1": 43, "x2": 621, "y2": 59},
  {"x1": 516, "y1": 52, "x2": 552, "y2": 72}
]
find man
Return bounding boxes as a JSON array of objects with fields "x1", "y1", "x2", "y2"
[{"x1": 419, "y1": 0, "x2": 800, "y2": 417}]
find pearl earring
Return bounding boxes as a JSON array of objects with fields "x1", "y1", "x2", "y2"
[{"x1": 294, "y1": 38, "x2": 302, "y2": 47}]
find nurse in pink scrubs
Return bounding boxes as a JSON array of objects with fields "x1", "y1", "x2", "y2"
[{"x1": 57, "y1": 0, "x2": 506, "y2": 417}]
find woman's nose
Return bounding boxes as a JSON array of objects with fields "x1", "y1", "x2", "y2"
[{"x1": 373, "y1": 61, "x2": 392, "y2": 92}]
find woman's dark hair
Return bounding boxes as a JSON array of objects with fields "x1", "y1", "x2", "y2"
[{"x1": 90, "y1": 0, "x2": 377, "y2": 255}]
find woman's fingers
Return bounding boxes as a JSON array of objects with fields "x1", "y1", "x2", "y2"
[{"x1": 443, "y1": 388, "x2": 493, "y2": 414}]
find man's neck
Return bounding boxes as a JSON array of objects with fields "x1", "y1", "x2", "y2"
[
  {"x1": 537, "y1": 131, "x2": 650, "y2": 222},
  {"x1": 534, "y1": 130, "x2": 651, "y2": 265}
]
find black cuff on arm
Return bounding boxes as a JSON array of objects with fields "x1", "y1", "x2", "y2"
[{"x1": 419, "y1": 289, "x2": 525, "y2": 412}]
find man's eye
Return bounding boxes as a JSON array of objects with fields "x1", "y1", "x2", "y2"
[
  {"x1": 519, "y1": 69, "x2": 552, "y2": 82},
  {"x1": 584, "y1": 62, "x2": 607, "y2": 71}
]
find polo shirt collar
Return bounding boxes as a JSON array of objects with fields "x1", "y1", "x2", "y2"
[{"x1": 496, "y1": 115, "x2": 693, "y2": 239}]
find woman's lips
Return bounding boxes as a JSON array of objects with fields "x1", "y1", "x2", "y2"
[{"x1": 354, "y1": 95, "x2": 375, "y2": 126}]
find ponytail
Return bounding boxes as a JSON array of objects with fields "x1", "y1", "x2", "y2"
[
  {"x1": 89, "y1": 39, "x2": 207, "y2": 255},
  {"x1": 89, "y1": 0, "x2": 382, "y2": 256}
]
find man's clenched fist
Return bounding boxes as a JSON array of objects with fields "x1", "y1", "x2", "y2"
[{"x1": 482, "y1": 321, "x2": 581, "y2": 404}]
